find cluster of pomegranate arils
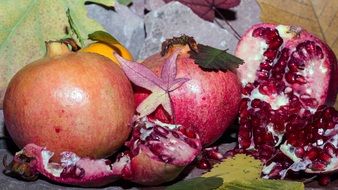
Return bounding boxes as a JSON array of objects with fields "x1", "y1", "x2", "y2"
[{"x1": 234, "y1": 23, "x2": 338, "y2": 185}]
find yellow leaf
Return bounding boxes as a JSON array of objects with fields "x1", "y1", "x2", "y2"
[
  {"x1": 202, "y1": 154, "x2": 263, "y2": 184},
  {"x1": 256, "y1": 0, "x2": 338, "y2": 109}
]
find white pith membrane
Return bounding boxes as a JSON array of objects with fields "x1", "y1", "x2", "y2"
[
  {"x1": 40, "y1": 149, "x2": 115, "y2": 178},
  {"x1": 236, "y1": 24, "x2": 337, "y2": 178}
]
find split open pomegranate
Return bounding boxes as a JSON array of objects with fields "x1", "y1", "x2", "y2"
[{"x1": 235, "y1": 23, "x2": 338, "y2": 179}]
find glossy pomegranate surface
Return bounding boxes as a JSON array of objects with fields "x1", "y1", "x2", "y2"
[{"x1": 3, "y1": 42, "x2": 135, "y2": 160}]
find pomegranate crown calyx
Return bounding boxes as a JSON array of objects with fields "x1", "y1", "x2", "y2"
[
  {"x1": 45, "y1": 41, "x2": 71, "y2": 58},
  {"x1": 161, "y1": 34, "x2": 244, "y2": 71}
]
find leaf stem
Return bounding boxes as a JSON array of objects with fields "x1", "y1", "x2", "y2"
[
  {"x1": 213, "y1": 7, "x2": 241, "y2": 40},
  {"x1": 66, "y1": 9, "x2": 85, "y2": 47}
]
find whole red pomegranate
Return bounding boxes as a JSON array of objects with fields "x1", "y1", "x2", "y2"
[
  {"x1": 3, "y1": 41, "x2": 135, "y2": 161},
  {"x1": 234, "y1": 23, "x2": 338, "y2": 179},
  {"x1": 134, "y1": 41, "x2": 242, "y2": 146}
]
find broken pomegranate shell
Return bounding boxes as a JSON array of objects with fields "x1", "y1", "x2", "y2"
[
  {"x1": 235, "y1": 23, "x2": 338, "y2": 178},
  {"x1": 119, "y1": 117, "x2": 202, "y2": 185},
  {"x1": 3, "y1": 117, "x2": 201, "y2": 187},
  {"x1": 3, "y1": 143, "x2": 122, "y2": 187}
]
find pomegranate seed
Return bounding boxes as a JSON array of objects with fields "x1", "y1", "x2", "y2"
[
  {"x1": 266, "y1": 29, "x2": 279, "y2": 39},
  {"x1": 239, "y1": 98, "x2": 249, "y2": 111},
  {"x1": 295, "y1": 74, "x2": 307, "y2": 84},
  {"x1": 300, "y1": 97, "x2": 318, "y2": 108},
  {"x1": 288, "y1": 61, "x2": 299, "y2": 72},
  {"x1": 242, "y1": 83, "x2": 254, "y2": 95},
  {"x1": 197, "y1": 158, "x2": 211, "y2": 169},
  {"x1": 288, "y1": 134, "x2": 298, "y2": 146},
  {"x1": 260, "y1": 61, "x2": 272, "y2": 70},
  {"x1": 323, "y1": 143, "x2": 336, "y2": 156},
  {"x1": 285, "y1": 72, "x2": 295, "y2": 84},
  {"x1": 295, "y1": 147, "x2": 305, "y2": 158},
  {"x1": 254, "y1": 135, "x2": 264, "y2": 145},
  {"x1": 183, "y1": 128, "x2": 196, "y2": 139},
  {"x1": 251, "y1": 99, "x2": 262, "y2": 108},
  {"x1": 251, "y1": 116, "x2": 261, "y2": 128},
  {"x1": 268, "y1": 36, "x2": 283, "y2": 49},
  {"x1": 240, "y1": 139, "x2": 251, "y2": 149},
  {"x1": 240, "y1": 109, "x2": 250, "y2": 119},
  {"x1": 304, "y1": 41, "x2": 316, "y2": 55},
  {"x1": 258, "y1": 82, "x2": 277, "y2": 95},
  {"x1": 296, "y1": 43, "x2": 309, "y2": 60},
  {"x1": 318, "y1": 152, "x2": 331, "y2": 163},
  {"x1": 318, "y1": 175, "x2": 331, "y2": 186},
  {"x1": 274, "y1": 123, "x2": 284, "y2": 132},
  {"x1": 239, "y1": 128, "x2": 251, "y2": 139},
  {"x1": 263, "y1": 133, "x2": 274, "y2": 143},
  {"x1": 311, "y1": 161, "x2": 326, "y2": 171},
  {"x1": 206, "y1": 149, "x2": 223, "y2": 160},
  {"x1": 315, "y1": 45, "x2": 324, "y2": 59},
  {"x1": 257, "y1": 70, "x2": 269, "y2": 80},
  {"x1": 252, "y1": 27, "x2": 265, "y2": 37},
  {"x1": 264, "y1": 48, "x2": 278, "y2": 61},
  {"x1": 305, "y1": 148, "x2": 318, "y2": 160},
  {"x1": 325, "y1": 122, "x2": 335, "y2": 129},
  {"x1": 323, "y1": 107, "x2": 335, "y2": 120}
]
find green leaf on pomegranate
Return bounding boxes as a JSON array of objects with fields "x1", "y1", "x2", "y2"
[
  {"x1": 0, "y1": 0, "x2": 113, "y2": 108},
  {"x1": 166, "y1": 177, "x2": 223, "y2": 190},
  {"x1": 115, "y1": 51, "x2": 189, "y2": 118},
  {"x1": 190, "y1": 44, "x2": 244, "y2": 71}
]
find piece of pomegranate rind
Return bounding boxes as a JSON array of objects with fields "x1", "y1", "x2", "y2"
[
  {"x1": 120, "y1": 117, "x2": 202, "y2": 185},
  {"x1": 3, "y1": 144, "x2": 122, "y2": 187}
]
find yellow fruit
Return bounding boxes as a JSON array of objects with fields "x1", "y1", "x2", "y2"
[{"x1": 81, "y1": 42, "x2": 133, "y2": 64}]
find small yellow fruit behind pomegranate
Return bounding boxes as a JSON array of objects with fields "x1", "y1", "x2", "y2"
[
  {"x1": 81, "y1": 31, "x2": 133, "y2": 65},
  {"x1": 3, "y1": 41, "x2": 135, "y2": 161}
]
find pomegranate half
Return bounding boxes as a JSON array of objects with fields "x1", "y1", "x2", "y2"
[{"x1": 3, "y1": 41, "x2": 135, "y2": 161}]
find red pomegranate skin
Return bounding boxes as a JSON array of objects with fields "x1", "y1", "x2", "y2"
[
  {"x1": 4, "y1": 49, "x2": 135, "y2": 160},
  {"x1": 134, "y1": 52, "x2": 241, "y2": 145}
]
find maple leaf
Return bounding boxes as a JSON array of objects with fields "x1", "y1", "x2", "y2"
[
  {"x1": 164, "y1": 0, "x2": 241, "y2": 21},
  {"x1": 115, "y1": 51, "x2": 189, "y2": 118}
]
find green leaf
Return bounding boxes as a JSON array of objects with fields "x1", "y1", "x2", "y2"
[
  {"x1": 0, "y1": 0, "x2": 112, "y2": 107},
  {"x1": 202, "y1": 154, "x2": 263, "y2": 184},
  {"x1": 88, "y1": 30, "x2": 120, "y2": 46},
  {"x1": 190, "y1": 44, "x2": 244, "y2": 70},
  {"x1": 166, "y1": 177, "x2": 223, "y2": 190},
  {"x1": 219, "y1": 179, "x2": 304, "y2": 190}
]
